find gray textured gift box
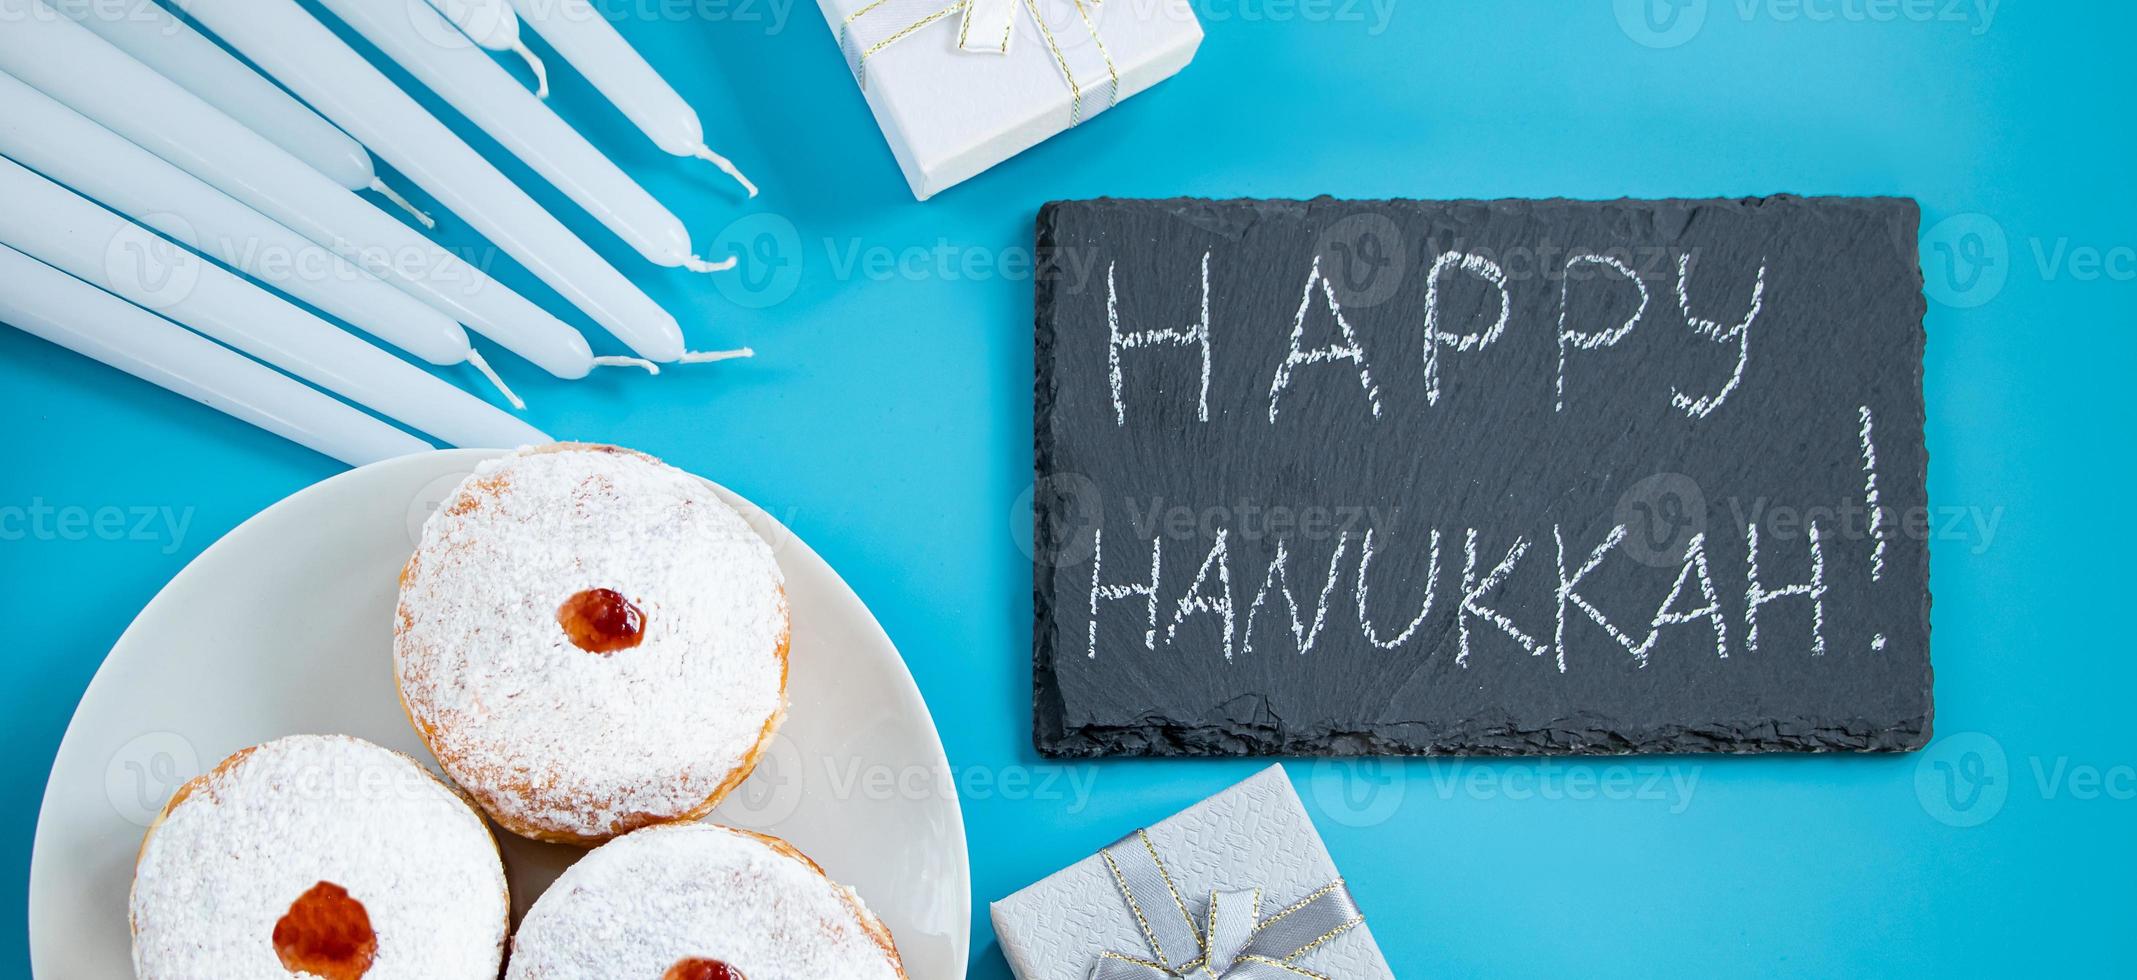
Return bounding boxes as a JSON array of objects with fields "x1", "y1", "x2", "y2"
[{"x1": 990, "y1": 766, "x2": 1393, "y2": 979}]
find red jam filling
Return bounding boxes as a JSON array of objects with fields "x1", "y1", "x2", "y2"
[
  {"x1": 664, "y1": 958, "x2": 745, "y2": 980},
  {"x1": 557, "y1": 588, "x2": 646, "y2": 654},
  {"x1": 272, "y1": 881, "x2": 377, "y2": 980}
]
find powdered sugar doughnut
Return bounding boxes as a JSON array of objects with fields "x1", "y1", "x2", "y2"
[
  {"x1": 395, "y1": 443, "x2": 790, "y2": 844},
  {"x1": 506, "y1": 823, "x2": 905, "y2": 980},
  {"x1": 130, "y1": 734, "x2": 508, "y2": 980}
]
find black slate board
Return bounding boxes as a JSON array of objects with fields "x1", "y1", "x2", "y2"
[{"x1": 1033, "y1": 196, "x2": 1931, "y2": 757}]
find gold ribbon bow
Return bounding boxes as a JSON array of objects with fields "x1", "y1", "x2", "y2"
[
  {"x1": 839, "y1": 0, "x2": 1121, "y2": 125},
  {"x1": 1089, "y1": 830, "x2": 1366, "y2": 980}
]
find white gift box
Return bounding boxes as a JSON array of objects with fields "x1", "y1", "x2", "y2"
[
  {"x1": 817, "y1": 0, "x2": 1202, "y2": 199},
  {"x1": 990, "y1": 766, "x2": 1394, "y2": 980}
]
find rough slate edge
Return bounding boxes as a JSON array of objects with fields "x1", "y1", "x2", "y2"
[{"x1": 1030, "y1": 195, "x2": 1934, "y2": 759}]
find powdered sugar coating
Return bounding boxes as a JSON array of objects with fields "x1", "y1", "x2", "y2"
[
  {"x1": 130, "y1": 734, "x2": 507, "y2": 979},
  {"x1": 395, "y1": 445, "x2": 789, "y2": 842},
  {"x1": 506, "y1": 823, "x2": 904, "y2": 980}
]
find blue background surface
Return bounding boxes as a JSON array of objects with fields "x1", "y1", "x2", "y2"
[{"x1": 5, "y1": 0, "x2": 2134, "y2": 975}]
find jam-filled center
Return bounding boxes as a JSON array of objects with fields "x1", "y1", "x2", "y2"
[
  {"x1": 272, "y1": 881, "x2": 377, "y2": 980},
  {"x1": 557, "y1": 588, "x2": 646, "y2": 654},
  {"x1": 664, "y1": 958, "x2": 745, "y2": 980}
]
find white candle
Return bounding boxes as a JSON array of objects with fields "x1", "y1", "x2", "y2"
[
  {"x1": 0, "y1": 156, "x2": 552, "y2": 451},
  {"x1": 323, "y1": 0, "x2": 731, "y2": 273},
  {"x1": 428, "y1": 0, "x2": 549, "y2": 98},
  {"x1": 177, "y1": 0, "x2": 696, "y2": 364},
  {"x1": 46, "y1": 0, "x2": 436, "y2": 228},
  {"x1": 508, "y1": 0, "x2": 759, "y2": 198},
  {"x1": 0, "y1": 243, "x2": 431, "y2": 468},
  {"x1": 0, "y1": 4, "x2": 620, "y2": 379},
  {"x1": 0, "y1": 69, "x2": 508, "y2": 395}
]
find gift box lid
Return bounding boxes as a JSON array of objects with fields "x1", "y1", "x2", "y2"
[
  {"x1": 991, "y1": 765, "x2": 1393, "y2": 979},
  {"x1": 818, "y1": 0, "x2": 1203, "y2": 199}
]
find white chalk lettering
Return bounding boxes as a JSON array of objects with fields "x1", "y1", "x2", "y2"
[
  {"x1": 1355, "y1": 527, "x2": 1442, "y2": 649},
  {"x1": 1551, "y1": 524, "x2": 1626, "y2": 673},
  {"x1": 1745, "y1": 520, "x2": 1827, "y2": 656},
  {"x1": 1168, "y1": 528, "x2": 1238, "y2": 661},
  {"x1": 1243, "y1": 534, "x2": 1353, "y2": 657},
  {"x1": 1107, "y1": 253, "x2": 1212, "y2": 426},
  {"x1": 1087, "y1": 528, "x2": 1162, "y2": 659},
  {"x1": 1422, "y1": 251, "x2": 1512, "y2": 406},
  {"x1": 1269, "y1": 255, "x2": 1383, "y2": 422},
  {"x1": 1857, "y1": 404, "x2": 1887, "y2": 583},
  {"x1": 1669, "y1": 254, "x2": 1766, "y2": 419},
  {"x1": 1459, "y1": 528, "x2": 1548, "y2": 666},
  {"x1": 1555, "y1": 253, "x2": 1650, "y2": 412}
]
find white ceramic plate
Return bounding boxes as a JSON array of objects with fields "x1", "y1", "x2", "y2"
[{"x1": 30, "y1": 448, "x2": 970, "y2": 979}]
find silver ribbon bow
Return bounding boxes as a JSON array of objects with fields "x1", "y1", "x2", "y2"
[
  {"x1": 1088, "y1": 830, "x2": 1365, "y2": 980},
  {"x1": 838, "y1": 0, "x2": 1120, "y2": 125}
]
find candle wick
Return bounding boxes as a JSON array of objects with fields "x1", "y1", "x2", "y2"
[
  {"x1": 512, "y1": 42, "x2": 551, "y2": 100},
  {"x1": 367, "y1": 178, "x2": 436, "y2": 230},
  {"x1": 691, "y1": 145, "x2": 759, "y2": 199},
  {"x1": 677, "y1": 347, "x2": 755, "y2": 364},
  {"x1": 591, "y1": 355, "x2": 662, "y2": 374},
  {"x1": 681, "y1": 252, "x2": 738, "y2": 274},
  {"x1": 465, "y1": 349, "x2": 526, "y2": 410}
]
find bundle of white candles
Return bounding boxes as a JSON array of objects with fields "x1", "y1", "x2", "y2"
[{"x1": 0, "y1": 0, "x2": 759, "y2": 467}]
